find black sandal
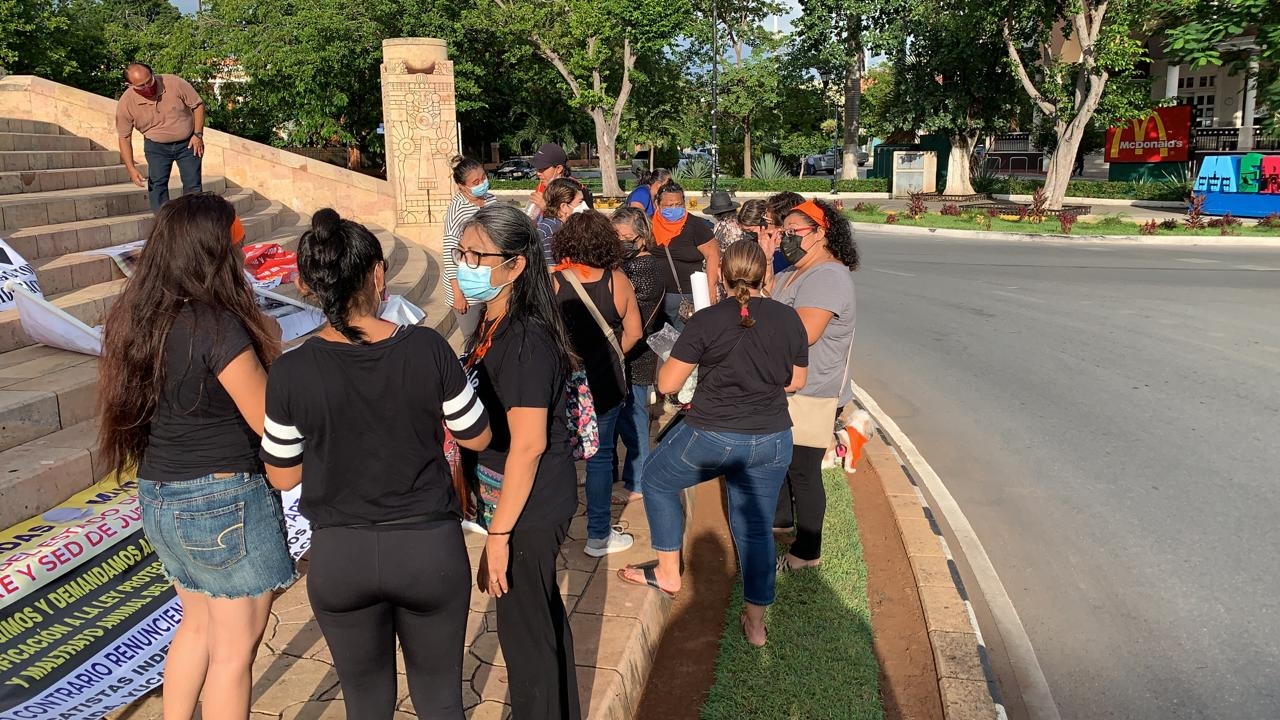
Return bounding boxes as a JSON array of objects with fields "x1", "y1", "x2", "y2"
[{"x1": 617, "y1": 564, "x2": 678, "y2": 599}]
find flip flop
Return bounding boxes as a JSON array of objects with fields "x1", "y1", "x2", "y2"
[
  {"x1": 740, "y1": 612, "x2": 767, "y2": 648},
  {"x1": 776, "y1": 554, "x2": 822, "y2": 572},
  {"x1": 617, "y1": 565, "x2": 678, "y2": 599}
]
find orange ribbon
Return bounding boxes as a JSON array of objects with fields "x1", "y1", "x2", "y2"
[
  {"x1": 465, "y1": 313, "x2": 506, "y2": 370},
  {"x1": 552, "y1": 259, "x2": 594, "y2": 276}
]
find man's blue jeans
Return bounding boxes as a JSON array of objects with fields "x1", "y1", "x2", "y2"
[
  {"x1": 617, "y1": 384, "x2": 651, "y2": 496},
  {"x1": 643, "y1": 421, "x2": 793, "y2": 606},
  {"x1": 144, "y1": 137, "x2": 202, "y2": 212},
  {"x1": 585, "y1": 404, "x2": 622, "y2": 541}
]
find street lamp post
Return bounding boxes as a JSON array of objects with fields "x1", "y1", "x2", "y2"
[
  {"x1": 830, "y1": 96, "x2": 839, "y2": 195},
  {"x1": 710, "y1": 0, "x2": 719, "y2": 193}
]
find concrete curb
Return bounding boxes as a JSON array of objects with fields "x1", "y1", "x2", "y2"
[
  {"x1": 862, "y1": 435, "x2": 999, "y2": 720},
  {"x1": 850, "y1": 221, "x2": 1280, "y2": 247}
]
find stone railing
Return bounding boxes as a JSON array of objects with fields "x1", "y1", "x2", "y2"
[{"x1": 0, "y1": 75, "x2": 398, "y2": 237}]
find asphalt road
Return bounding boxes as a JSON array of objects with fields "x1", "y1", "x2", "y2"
[{"x1": 851, "y1": 230, "x2": 1280, "y2": 719}]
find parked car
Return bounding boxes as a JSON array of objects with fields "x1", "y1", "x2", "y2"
[
  {"x1": 495, "y1": 158, "x2": 537, "y2": 180},
  {"x1": 804, "y1": 148, "x2": 869, "y2": 175}
]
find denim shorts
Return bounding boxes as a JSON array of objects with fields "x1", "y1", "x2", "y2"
[{"x1": 138, "y1": 472, "x2": 298, "y2": 598}]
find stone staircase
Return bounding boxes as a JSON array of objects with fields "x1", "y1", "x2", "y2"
[{"x1": 0, "y1": 117, "x2": 452, "y2": 530}]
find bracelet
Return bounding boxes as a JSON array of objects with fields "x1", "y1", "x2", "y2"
[{"x1": 487, "y1": 530, "x2": 513, "y2": 536}]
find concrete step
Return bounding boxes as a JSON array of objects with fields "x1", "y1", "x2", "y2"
[
  {"x1": 5, "y1": 187, "x2": 257, "y2": 262},
  {"x1": 0, "y1": 344, "x2": 97, "y2": 454},
  {"x1": 0, "y1": 164, "x2": 137, "y2": 195},
  {"x1": 0, "y1": 417, "x2": 102, "y2": 531},
  {"x1": 0, "y1": 150, "x2": 121, "y2": 172},
  {"x1": 0, "y1": 176, "x2": 228, "y2": 232},
  {"x1": 0, "y1": 118, "x2": 65, "y2": 136},
  {"x1": 0, "y1": 132, "x2": 93, "y2": 152},
  {"x1": 30, "y1": 198, "x2": 291, "y2": 295}
]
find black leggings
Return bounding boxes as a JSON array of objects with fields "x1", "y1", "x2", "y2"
[
  {"x1": 307, "y1": 522, "x2": 471, "y2": 719},
  {"x1": 774, "y1": 444, "x2": 828, "y2": 561},
  {"x1": 496, "y1": 522, "x2": 581, "y2": 720}
]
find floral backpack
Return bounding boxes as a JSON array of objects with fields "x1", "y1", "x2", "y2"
[{"x1": 564, "y1": 368, "x2": 599, "y2": 460}]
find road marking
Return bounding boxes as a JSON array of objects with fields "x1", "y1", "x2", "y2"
[
  {"x1": 992, "y1": 290, "x2": 1047, "y2": 304},
  {"x1": 872, "y1": 268, "x2": 916, "y2": 277},
  {"x1": 852, "y1": 381, "x2": 1062, "y2": 720},
  {"x1": 1234, "y1": 264, "x2": 1280, "y2": 271},
  {"x1": 1176, "y1": 258, "x2": 1221, "y2": 264}
]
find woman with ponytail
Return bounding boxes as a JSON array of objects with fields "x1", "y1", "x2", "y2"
[
  {"x1": 771, "y1": 198, "x2": 859, "y2": 571},
  {"x1": 456, "y1": 204, "x2": 583, "y2": 720},
  {"x1": 619, "y1": 240, "x2": 809, "y2": 648},
  {"x1": 99, "y1": 192, "x2": 294, "y2": 720},
  {"x1": 260, "y1": 209, "x2": 492, "y2": 718}
]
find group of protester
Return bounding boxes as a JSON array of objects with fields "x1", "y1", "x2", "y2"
[{"x1": 96, "y1": 142, "x2": 857, "y2": 719}]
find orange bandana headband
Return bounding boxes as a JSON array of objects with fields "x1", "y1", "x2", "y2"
[
  {"x1": 793, "y1": 199, "x2": 828, "y2": 229},
  {"x1": 230, "y1": 216, "x2": 245, "y2": 245}
]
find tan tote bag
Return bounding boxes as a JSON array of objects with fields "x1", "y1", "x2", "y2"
[{"x1": 787, "y1": 339, "x2": 854, "y2": 448}]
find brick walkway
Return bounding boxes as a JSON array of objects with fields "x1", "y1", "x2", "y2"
[{"x1": 113, "y1": 493, "x2": 670, "y2": 720}]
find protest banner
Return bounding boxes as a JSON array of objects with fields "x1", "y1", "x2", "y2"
[
  {"x1": 0, "y1": 242, "x2": 42, "y2": 314},
  {"x1": 3, "y1": 283, "x2": 102, "y2": 357},
  {"x1": 0, "y1": 477, "x2": 312, "y2": 720}
]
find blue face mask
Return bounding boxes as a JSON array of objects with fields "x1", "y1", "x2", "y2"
[
  {"x1": 469, "y1": 179, "x2": 490, "y2": 198},
  {"x1": 456, "y1": 259, "x2": 513, "y2": 302},
  {"x1": 659, "y1": 206, "x2": 686, "y2": 222}
]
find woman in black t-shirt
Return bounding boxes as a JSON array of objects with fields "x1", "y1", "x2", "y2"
[
  {"x1": 98, "y1": 193, "x2": 295, "y2": 720},
  {"x1": 455, "y1": 204, "x2": 583, "y2": 720},
  {"x1": 260, "y1": 209, "x2": 492, "y2": 718},
  {"x1": 619, "y1": 241, "x2": 809, "y2": 648},
  {"x1": 650, "y1": 181, "x2": 719, "y2": 329}
]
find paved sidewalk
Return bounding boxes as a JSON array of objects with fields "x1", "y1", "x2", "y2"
[{"x1": 113, "y1": 492, "x2": 669, "y2": 720}]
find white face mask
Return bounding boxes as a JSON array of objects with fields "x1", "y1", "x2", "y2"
[{"x1": 571, "y1": 202, "x2": 588, "y2": 215}]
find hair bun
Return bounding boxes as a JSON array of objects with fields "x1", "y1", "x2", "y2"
[
  {"x1": 310, "y1": 208, "x2": 342, "y2": 240},
  {"x1": 450, "y1": 155, "x2": 465, "y2": 169}
]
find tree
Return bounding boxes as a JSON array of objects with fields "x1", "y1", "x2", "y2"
[
  {"x1": 1163, "y1": 0, "x2": 1280, "y2": 131},
  {"x1": 871, "y1": 0, "x2": 1022, "y2": 195},
  {"x1": 791, "y1": 0, "x2": 868, "y2": 179},
  {"x1": 475, "y1": 0, "x2": 686, "y2": 196},
  {"x1": 1001, "y1": 0, "x2": 1155, "y2": 209}
]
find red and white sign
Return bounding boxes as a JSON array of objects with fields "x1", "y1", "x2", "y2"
[{"x1": 1105, "y1": 105, "x2": 1192, "y2": 163}]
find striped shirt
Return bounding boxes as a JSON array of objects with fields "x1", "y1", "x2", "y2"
[
  {"x1": 442, "y1": 192, "x2": 497, "y2": 305},
  {"x1": 261, "y1": 326, "x2": 487, "y2": 527}
]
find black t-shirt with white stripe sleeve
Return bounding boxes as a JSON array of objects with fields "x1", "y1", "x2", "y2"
[{"x1": 260, "y1": 325, "x2": 487, "y2": 529}]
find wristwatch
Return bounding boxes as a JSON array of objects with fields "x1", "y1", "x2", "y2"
[{"x1": 193, "y1": 132, "x2": 204, "y2": 139}]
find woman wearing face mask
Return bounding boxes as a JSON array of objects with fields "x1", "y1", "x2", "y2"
[
  {"x1": 261, "y1": 209, "x2": 492, "y2": 718},
  {"x1": 619, "y1": 240, "x2": 809, "y2": 647},
  {"x1": 770, "y1": 198, "x2": 859, "y2": 570},
  {"x1": 535, "y1": 177, "x2": 586, "y2": 267},
  {"x1": 444, "y1": 155, "x2": 498, "y2": 339},
  {"x1": 456, "y1": 204, "x2": 583, "y2": 720},
  {"x1": 736, "y1": 200, "x2": 778, "y2": 280},
  {"x1": 626, "y1": 167, "x2": 672, "y2": 216},
  {"x1": 651, "y1": 181, "x2": 718, "y2": 330},
  {"x1": 611, "y1": 207, "x2": 664, "y2": 504}
]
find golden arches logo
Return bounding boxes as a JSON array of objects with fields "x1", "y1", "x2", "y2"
[{"x1": 1111, "y1": 112, "x2": 1175, "y2": 159}]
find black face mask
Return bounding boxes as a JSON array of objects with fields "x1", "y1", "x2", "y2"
[
  {"x1": 741, "y1": 229, "x2": 759, "y2": 243},
  {"x1": 779, "y1": 232, "x2": 808, "y2": 264},
  {"x1": 620, "y1": 241, "x2": 639, "y2": 259}
]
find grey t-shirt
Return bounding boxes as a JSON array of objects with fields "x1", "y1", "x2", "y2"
[{"x1": 772, "y1": 261, "x2": 856, "y2": 403}]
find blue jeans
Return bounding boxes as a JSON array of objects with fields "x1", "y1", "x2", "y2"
[
  {"x1": 643, "y1": 421, "x2": 793, "y2": 606},
  {"x1": 617, "y1": 384, "x2": 652, "y2": 495},
  {"x1": 585, "y1": 404, "x2": 622, "y2": 540},
  {"x1": 144, "y1": 136, "x2": 203, "y2": 212}
]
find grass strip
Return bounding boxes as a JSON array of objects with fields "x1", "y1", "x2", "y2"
[
  {"x1": 846, "y1": 209, "x2": 1280, "y2": 237},
  {"x1": 701, "y1": 468, "x2": 883, "y2": 720}
]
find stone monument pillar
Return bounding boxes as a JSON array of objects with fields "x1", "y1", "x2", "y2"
[{"x1": 380, "y1": 38, "x2": 458, "y2": 250}]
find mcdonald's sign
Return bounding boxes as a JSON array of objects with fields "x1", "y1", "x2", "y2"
[{"x1": 1105, "y1": 106, "x2": 1192, "y2": 163}]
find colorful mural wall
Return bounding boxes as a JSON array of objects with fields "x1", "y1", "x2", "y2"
[{"x1": 1194, "y1": 154, "x2": 1280, "y2": 218}]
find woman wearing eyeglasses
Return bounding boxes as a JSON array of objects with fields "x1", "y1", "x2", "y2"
[
  {"x1": 770, "y1": 198, "x2": 859, "y2": 571},
  {"x1": 454, "y1": 204, "x2": 583, "y2": 720},
  {"x1": 443, "y1": 155, "x2": 498, "y2": 340}
]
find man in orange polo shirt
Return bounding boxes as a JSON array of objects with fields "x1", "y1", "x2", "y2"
[{"x1": 115, "y1": 62, "x2": 206, "y2": 212}]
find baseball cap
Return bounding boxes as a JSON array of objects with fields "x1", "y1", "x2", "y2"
[{"x1": 530, "y1": 143, "x2": 569, "y2": 171}]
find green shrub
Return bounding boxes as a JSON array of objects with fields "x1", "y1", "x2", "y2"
[
  {"x1": 751, "y1": 153, "x2": 790, "y2": 181},
  {"x1": 673, "y1": 158, "x2": 711, "y2": 183},
  {"x1": 732, "y1": 178, "x2": 888, "y2": 193}
]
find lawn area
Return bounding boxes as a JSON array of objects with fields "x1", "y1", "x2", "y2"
[
  {"x1": 846, "y1": 209, "x2": 1280, "y2": 237},
  {"x1": 701, "y1": 468, "x2": 882, "y2": 720}
]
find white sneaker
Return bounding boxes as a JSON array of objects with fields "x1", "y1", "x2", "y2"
[{"x1": 584, "y1": 527, "x2": 634, "y2": 557}]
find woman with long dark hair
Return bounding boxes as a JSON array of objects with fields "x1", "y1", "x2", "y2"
[
  {"x1": 457, "y1": 204, "x2": 582, "y2": 720},
  {"x1": 260, "y1": 209, "x2": 492, "y2": 718},
  {"x1": 98, "y1": 192, "x2": 295, "y2": 720},
  {"x1": 550, "y1": 210, "x2": 643, "y2": 556},
  {"x1": 620, "y1": 240, "x2": 809, "y2": 647},
  {"x1": 771, "y1": 198, "x2": 859, "y2": 571},
  {"x1": 444, "y1": 155, "x2": 498, "y2": 339}
]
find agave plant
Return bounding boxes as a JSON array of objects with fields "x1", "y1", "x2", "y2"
[
  {"x1": 673, "y1": 158, "x2": 711, "y2": 182},
  {"x1": 751, "y1": 153, "x2": 790, "y2": 181}
]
